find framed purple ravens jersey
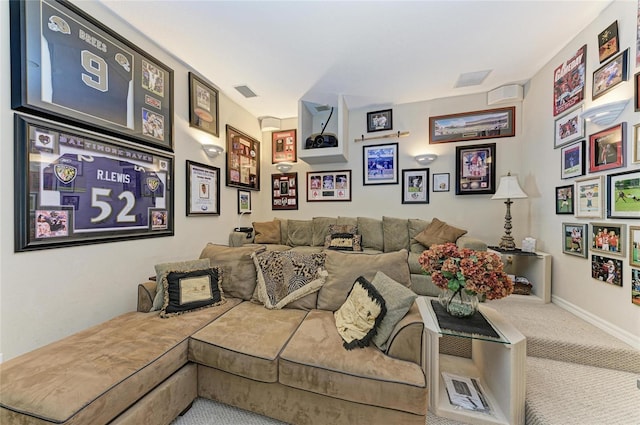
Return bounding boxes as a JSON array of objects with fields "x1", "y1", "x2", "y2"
[{"x1": 41, "y1": 0, "x2": 134, "y2": 128}]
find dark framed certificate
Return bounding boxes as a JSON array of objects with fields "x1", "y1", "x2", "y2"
[
  {"x1": 10, "y1": 0, "x2": 174, "y2": 151},
  {"x1": 186, "y1": 160, "x2": 220, "y2": 216},
  {"x1": 14, "y1": 114, "x2": 174, "y2": 252}
]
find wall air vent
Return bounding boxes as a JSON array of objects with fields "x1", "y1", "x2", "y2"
[{"x1": 234, "y1": 85, "x2": 257, "y2": 98}]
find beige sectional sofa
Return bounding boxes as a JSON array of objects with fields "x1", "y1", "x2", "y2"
[{"x1": 0, "y1": 216, "x2": 484, "y2": 425}]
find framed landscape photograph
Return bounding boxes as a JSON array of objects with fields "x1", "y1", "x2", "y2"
[
  {"x1": 592, "y1": 48, "x2": 628, "y2": 100},
  {"x1": 607, "y1": 169, "x2": 640, "y2": 219},
  {"x1": 272, "y1": 129, "x2": 297, "y2": 163},
  {"x1": 14, "y1": 114, "x2": 174, "y2": 252},
  {"x1": 590, "y1": 222, "x2": 625, "y2": 256},
  {"x1": 272, "y1": 172, "x2": 298, "y2": 210},
  {"x1": 591, "y1": 254, "x2": 622, "y2": 287},
  {"x1": 237, "y1": 190, "x2": 251, "y2": 214},
  {"x1": 588, "y1": 123, "x2": 625, "y2": 173},
  {"x1": 307, "y1": 170, "x2": 351, "y2": 202},
  {"x1": 188, "y1": 72, "x2": 219, "y2": 137},
  {"x1": 554, "y1": 106, "x2": 584, "y2": 148},
  {"x1": 363, "y1": 143, "x2": 398, "y2": 185},
  {"x1": 556, "y1": 185, "x2": 574, "y2": 214},
  {"x1": 455, "y1": 143, "x2": 496, "y2": 195},
  {"x1": 562, "y1": 222, "x2": 587, "y2": 258},
  {"x1": 367, "y1": 109, "x2": 392, "y2": 132},
  {"x1": 433, "y1": 173, "x2": 450, "y2": 192},
  {"x1": 560, "y1": 140, "x2": 585, "y2": 179},
  {"x1": 575, "y1": 176, "x2": 603, "y2": 218},
  {"x1": 429, "y1": 107, "x2": 515, "y2": 144},
  {"x1": 598, "y1": 21, "x2": 619, "y2": 63},
  {"x1": 553, "y1": 45, "x2": 586, "y2": 116},
  {"x1": 10, "y1": 0, "x2": 174, "y2": 151},
  {"x1": 629, "y1": 226, "x2": 640, "y2": 267},
  {"x1": 401, "y1": 168, "x2": 429, "y2": 204},
  {"x1": 225, "y1": 125, "x2": 260, "y2": 191},
  {"x1": 186, "y1": 160, "x2": 220, "y2": 216}
]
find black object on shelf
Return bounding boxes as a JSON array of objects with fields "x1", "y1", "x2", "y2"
[{"x1": 488, "y1": 246, "x2": 537, "y2": 256}]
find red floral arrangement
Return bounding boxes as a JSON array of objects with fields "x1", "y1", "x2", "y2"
[{"x1": 418, "y1": 243, "x2": 513, "y2": 300}]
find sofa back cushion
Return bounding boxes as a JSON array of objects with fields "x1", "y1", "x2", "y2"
[
  {"x1": 383, "y1": 216, "x2": 409, "y2": 252},
  {"x1": 317, "y1": 249, "x2": 411, "y2": 311},
  {"x1": 199, "y1": 243, "x2": 265, "y2": 300},
  {"x1": 286, "y1": 219, "x2": 313, "y2": 246},
  {"x1": 312, "y1": 217, "x2": 337, "y2": 246},
  {"x1": 408, "y1": 218, "x2": 430, "y2": 253},
  {"x1": 357, "y1": 217, "x2": 384, "y2": 251},
  {"x1": 253, "y1": 220, "x2": 281, "y2": 244},
  {"x1": 275, "y1": 217, "x2": 289, "y2": 245}
]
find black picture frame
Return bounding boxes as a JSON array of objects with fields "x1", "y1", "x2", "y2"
[
  {"x1": 592, "y1": 48, "x2": 629, "y2": 100},
  {"x1": 429, "y1": 107, "x2": 515, "y2": 144},
  {"x1": 363, "y1": 143, "x2": 399, "y2": 185},
  {"x1": 432, "y1": 173, "x2": 450, "y2": 192},
  {"x1": 10, "y1": 0, "x2": 174, "y2": 151},
  {"x1": 555, "y1": 185, "x2": 574, "y2": 214},
  {"x1": 560, "y1": 140, "x2": 585, "y2": 179},
  {"x1": 272, "y1": 173, "x2": 298, "y2": 210},
  {"x1": 237, "y1": 190, "x2": 251, "y2": 214},
  {"x1": 186, "y1": 160, "x2": 220, "y2": 216},
  {"x1": 401, "y1": 168, "x2": 430, "y2": 204},
  {"x1": 188, "y1": 72, "x2": 219, "y2": 137},
  {"x1": 14, "y1": 114, "x2": 174, "y2": 252},
  {"x1": 598, "y1": 20, "x2": 619, "y2": 63},
  {"x1": 367, "y1": 109, "x2": 393, "y2": 132},
  {"x1": 225, "y1": 125, "x2": 261, "y2": 191},
  {"x1": 607, "y1": 169, "x2": 640, "y2": 219},
  {"x1": 455, "y1": 143, "x2": 496, "y2": 195}
]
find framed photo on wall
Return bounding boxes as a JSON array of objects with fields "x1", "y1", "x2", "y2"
[
  {"x1": 590, "y1": 222, "x2": 625, "y2": 256},
  {"x1": 225, "y1": 125, "x2": 260, "y2": 191},
  {"x1": 367, "y1": 109, "x2": 393, "y2": 132},
  {"x1": 10, "y1": 0, "x2": 174, "y2": 151},
  {"x1": 554, "y1": 106, "x2": 584, "y2": 148},
  {"x1": 592, "y1": 49, "x2": 628, "y2": 100},
  {"x1": 455, "y1": 143, "x2": 496, "y2": 195},
  {"x1": 591, "y1": 254, "x2": 622, "y2": 287},
  {"x1": 607, "y1": 169, "x2": 640, "y2": 219},
  {"x1": 560, "y1": 140, "x2": 585, "y2": 179},
  {"x1": 635, "y1": 72, "x2": 640, "y2": 112},
  {"x1": 433, "y1": 173, "x2": 450, "y2": 192},
  {"x1": 401, "y1": 168, "x2": 429, "y2": 204},
  {"x1": 272, "y1": 173, "x2": 298, "y2": 210},
  {"x1": 555, "y1": 185, "x2": 574, "y2": 214},
  {"x1": 629, "y1": 226, "x2": 640, "y2": 267},
  {"x1": 634, "y1": 124, "x2": 640, "y2": 164},
  {"x1": 14, "y1": 114, "x2": 174, "y2": 252},
  {"x1": 598, "y1": 21, "x2": 619, "y2": 63},
  {"x1": 588, "y1": 123, "x2": 625, "y2": 173},
  {"x1": 237, "y1": 190, "x2": 251, "y2": 214},
  {"x1": 575, "y1": 176, "x2": 603, "y2": 218},
  {"x1": 562, "y1": 222, "x2": 587, "y2": 258},
  {"x1": 363, "y1": 143, "x2": 398, "y2": 185},
  {"x1": 186, "y1": 160, "x2": 220, "y2": 216},
  {"x1": 307, "y1": 170, "x2": 351, "y2": 202},
  {"x1": 553, "y1": 45, "x2": 586, "y2": 116},
  {"x1": 429, "y1": 107, "x2": 515, "y2": 144},
  {"x1": 188, "y1": 73, "x2": 219, "y2": 137},
  {"x1": 272, "y1": 129, "x2": 297, "y2": 163}
]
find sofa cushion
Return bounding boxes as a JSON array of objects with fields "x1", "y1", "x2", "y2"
[
  {"x1": 317, "y1": 249, "x2": 411, "y2": 311},
  {"x1": 198, "y1": 243, "x2": 265, "y2": 300},
  {"x1": 274, "y1": 217, "x2": 289, "y2": 245},
  {"x1": 253, "y1": 220, "x2": 281, "y2": 244},
  {"x1": 312, "y1": 217, "x2": 337, "y2": 246},
  {"x1": 189, "y1": 302, "x2": 307, "y2": 383},
  {"x1": 324, "y1": 233, "x2": 363, "y2": 251},
  {"x1": 369, "y1": 271, "x2": 418, "y2": 350},
  {"x1": 357, "y1": 217, "x2": 384, "y2": 251},
  {"x1": 330, "y1": 223, "x2": 358, "y2": 235},
  {"x1": 152, "y1": 258, "x2": 212, "y2": 311},
  {"x1": 382, "y1": 216, "x2": 409, "y2": 252},
  {"x1": 160, "y1": 268, "x2": 225, "y2": 318},
  {"x1": 279, "y1": 309, "x2": 427, "y2": 416},
  {"x1": 335, "y1": 277, "x2": 387, "y2": 350},
  {"x1": 287, "y1": 219, "x2": 313, "y2": 247},
  {"x1": 414, "y1": 217, "x2": 467, "y2": 247},
  {"x1": 252, "y1": 250, "x2": 327, "y2": 309}
]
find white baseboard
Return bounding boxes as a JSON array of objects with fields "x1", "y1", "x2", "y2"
[{"x1": 552, "y1": 295, "x2": 640, "y2": 350}]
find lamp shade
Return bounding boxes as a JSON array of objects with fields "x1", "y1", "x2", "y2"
[{"x1": 491, "y1": 174, "x2": 527, "y2": 200}]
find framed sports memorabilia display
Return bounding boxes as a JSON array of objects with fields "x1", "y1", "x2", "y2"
[
  {"x1": 307, "y1": 170, "x2": 351, "y2": 202},
  {"x1": 225, "y1": 125, "x2": 260, "y2": 191},
  {"x1": 188, "y1": 73, "x2": 219, "y2": 137},
  {"x1": 455, "y1": 143, "x2": 496, "y2": 195},
  {"x1": 553, "y1": 45, "x2": 586, "y2": 116},
  {"x1": 591, "y1": 254, "x2": 622, "y2": 287},
  {"x1": 607, "y1": 169, "x2": 640, "y2": 219},
  {"x1": 10, "y1": 0, "x2": 174, "y2": 151},
  {"x1": 272, "y1": 129, "x2": 297, "y2": 163},
  {"x1": 590, "y1": 222, "x2": 625, "y2": 257},
  {"x1": 592, "y1": 49, "x2": 628, "y2": 100},
  {"x1": 598, "y1": 21, "x2": 619, "y2": 63},
  {"x1": 429, "y1": 107, "x2": 515, "y2": 144},
  {"x1": 14, "y1": 114, "x2": 174, "y2": 252},
  {"x1": 635, "y1": 72, "x2": 640, "y2": 112},
  {"x1": 560, "y1": 140, "x2": 585, "y2": 179},
  {"x1": 554, "y1": 106, "x2": 584, "y2": 148},
  {"x1": 363, "y1": 143, "x2": 398, "y2": 185},
  {"x1": 575, "y1": 176, "x2": 603, "y2": 219},
  {"x1": 367, "y1": 109, "x2": 392, "y2": 132},
  {"x1": 272, "y1": 173, "x2": 298, "y2": 210},
  {"x1": 634, "y1": 123, "x2": 640, "y2": 164},
  {"x1": 562, "y1": 223, "x2": 587, "y2": 258},
  {"x1": 237, "y1": 190, "x2": 251, "y2": 214},
  {"x1": 588, "y1": 123, "x2": 625, "y2": 173},
  {"x1": 186, "y1": 160, "x2": 220, "y2": 216},
  {"x1": 555, "y1": 185, "x2": 574, "y2": 214},
  {"x1": 433, "y1": 173, "x2": 450, "y2": 192},
  {"x1": 629, "y1": 226, "x2": 640, "y2": 268},
  {"x1": 401, "y1": 168, "x2": 429, "y2": 204}
]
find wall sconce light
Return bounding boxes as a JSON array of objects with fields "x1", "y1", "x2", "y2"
[
  {"x1": 414, "y1": 154, "x2": 438, "y2": 165},
  {"x1": 275, "y1": 162, "x2": 293, "y2": 173},
  {"x1": 491, "y1": 172, "x2": 528, "y2": 251},
  {"x1": 202, "y1": 144, "x2": 224, "y2": 158},
  {"x1": 260, "y1": 117, "x2": 281, "y2": 132},
  {"x1": 581, "y1": 99, "x2": 629, "y2": 126}
]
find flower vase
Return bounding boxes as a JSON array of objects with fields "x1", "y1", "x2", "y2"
[{"x1": 442, "y1": 288, "x2": 479, "y2": 318}]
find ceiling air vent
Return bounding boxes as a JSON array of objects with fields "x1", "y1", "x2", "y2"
[
  {"x1": 315, "y1": 105, "x2": 331, "y2": 112},
  {"x1": 234, "y1": 85, "x2": 257, "y2": 98}
]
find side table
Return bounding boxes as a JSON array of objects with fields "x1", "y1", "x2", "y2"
[
  {"x1": 488, "y1": 247, "x2": 552, "y2": 303},
  {"x1": 417, "y1": 297, "x2": 526, "y2": 425}
]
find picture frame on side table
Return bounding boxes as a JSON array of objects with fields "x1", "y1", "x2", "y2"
[
  {"x1": 237, "y1": 190, "x2": 251, "y2": 214},
  {"x1": 562, "y1": 223, "x2": 588, "y2": 258},
  {"x1": 455, "y1": 143, "x2": 496, "y2": 195},
  {"x1": 433, "y1": 173, "x2": 450, "y2": 192},
  {"x1": 575, "y1": 176, "x2": 603, "y2": 218},
  {"x1": 591, "y1": 254, "x2": 623, "y2": 287},
  {"x1": 607, "y1": 169, "x2": 640, "y2": 219},
  {"x1": 14, "y1": 114, "x2": 174, "y2": 252},
  {"x1": 560, "y1": 140, "x2": 585, "y2": 179},
  {"x1": 186, "y1": 160, "x2": 220, "y2": 216},
  {"x1": 629, "y1": 226, "x2": 640, "y2": 267},
  {"x1": 188, "y1": 73, "x2": 219, "y2": 137},
  {"x1": 272, "y1": 129, "x2": 297, "y2": 163},
  {"x1": 272, "y1": 172, "x2": 298, "y2": 210},
  {"x1": 553, "y1": 45, "x2": 587, "y2": 116},
  {"x1": 554, "y1": 106, "x2": 585, "y2": 148},
  {"x1": 307, "y1": 170, "x2": 351, "y2": 202},
  {"x1": 598, "y1": 21, "x2": 619, "y2": 63},
  {"x1": 9, "y1": 0, "x2": 174, "y2": 151},
  {"x1": 588, "y1": 123, "x2": 625, "y2": 173},
  {"x1": 363, "y1": 143, "x2": 398, "y2": 185},
  {"x1": 592, "y1": 48, "x2": 629, "y2": 100},
  {"x1": 401, "y1": 168, "x2": 430, "y2": 204},
  {"x1": 367, "y1": 109, "x2": 393, "y2": 132},
  {"x1": 429, "y1": 107, "x2": 515, "y2": 144},
  {"x1": 590, "y1": 222, "x2": 625, "y2": 256},
  {"x1": 556, "y1": 185, "x2": 574, "y2": 214},
  {"x1": 225, "y1": 125, "x2": 260, "y2": 191}
]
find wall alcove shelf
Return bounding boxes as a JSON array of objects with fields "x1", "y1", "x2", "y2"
[{"x1": 355, "y1": 131, "x2": 410, "y2": 143}]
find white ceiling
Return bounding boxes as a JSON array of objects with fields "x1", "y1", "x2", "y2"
[{"x1": 99, "y1": 0, "x2": 613, "y2": 120}]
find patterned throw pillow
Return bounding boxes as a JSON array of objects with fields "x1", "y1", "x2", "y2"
[
  {"x1": 152, "y1": 258, "x2": 212, "y2": 311},
  {"x1": 160, "y1": 267, "x2": 225, "y2": 318},
  {"x1": 324, "y1": 233, "x2": 363, "y2": 251}
]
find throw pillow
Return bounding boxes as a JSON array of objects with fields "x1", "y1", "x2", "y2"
[
  {"x1": 324, "y1": 233, "x2": 363, "y2": 251},
  {"x1": 152, "y1": 258, "x2": 212, "y2": 311},
  {"x1": 160, "y1": 267, "x2": 225, "y2": 318},
  {"x1": 252, "y1": 250, "x2": 327, "y2": 309},
  {"x1": 253, "y1": 220, "x2": 281, "y2": 244},
  {"x1": 334, "y1": 276, "x2": 387, "y2": 350},
  {"x1": 414, "y1": 217, "x2": 467, "y2": 248},
  {"x1": 369, "y1": 271, "x2": 418, "y2": 351}
]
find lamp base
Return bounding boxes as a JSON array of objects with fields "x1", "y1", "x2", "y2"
[{"x1": 498, "y1": 235, "x2": 517, "y2": 251}]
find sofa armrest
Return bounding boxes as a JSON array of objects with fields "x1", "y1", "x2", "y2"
[
  {"x1": 384, "y1": 303, "x2": 423, "y2": 367},
  {"x1": 456, "y1": 235, "x2": 487, "y2": 251},
  {"x1": 137, "y1": 281, "x2": 157, "y2": 312},
  {"x1": 229, "y1": 231, "x2": 255, "y2": 246}
]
